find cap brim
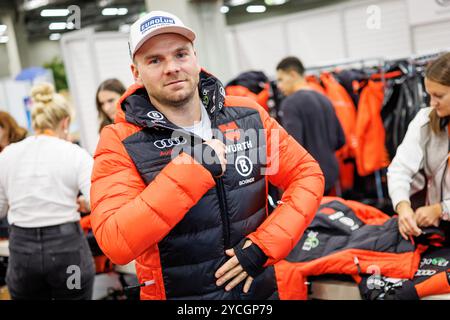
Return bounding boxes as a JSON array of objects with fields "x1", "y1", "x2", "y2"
[{"x1": 132, "y1": 26, "x2": 196, "y2": 58}]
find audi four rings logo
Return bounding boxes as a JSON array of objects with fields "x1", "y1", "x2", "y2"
[
  {"x1": 436, "y1": 0, "x2": 450, "y2": 6},
  {"x1": 154, "y1": 137, "x2": 187, "y2": 149},
  {"x1": 147, "y1": 111, "x2": 164, "y2": 120}
]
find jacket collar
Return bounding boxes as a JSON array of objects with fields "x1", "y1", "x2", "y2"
[{"x1": 115, "y1": 69, "x2": 225, "y2": 130}]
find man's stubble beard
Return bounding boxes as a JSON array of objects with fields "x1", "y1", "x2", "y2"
[{"x1": 149, "y1": 79, "x2": 199, "y2": 109}]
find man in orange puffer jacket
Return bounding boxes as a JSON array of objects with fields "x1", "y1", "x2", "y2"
[{"x1": 90, "y1": 11, "x2": 324, "y2": 300}]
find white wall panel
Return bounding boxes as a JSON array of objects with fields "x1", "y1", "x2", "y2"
[
  {"x1": 286, "y1": 11, "x2": 346, "y2": 67},
  {"x1": 62, "y1": 36, "x2": 99, "y2": 154},
  {"x1": 344, "y1": 0, "x2": 412, "y2": 59},
  {"x1": 413, "y1": 20, "x2": 450, "y2": 54},
  {"x1": 230, "y1": 22, "x2": 287, "y2": 78},
  {"x1": 93, "y1": 34, "x2": 134, "y2": 87},
  {"x1": 61, "y1": 30, "x2": 134, "y2": 154}
]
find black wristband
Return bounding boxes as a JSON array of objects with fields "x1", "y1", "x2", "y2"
[{"x1": 233, "y1": 239, "x2": 268, "y2": 278}]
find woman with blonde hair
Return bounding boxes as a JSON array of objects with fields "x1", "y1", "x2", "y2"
[
  {"x1": 0, "y1": 82, "x2": 95, "y2": 300},
  {"x1": 0, "y1": 111, "x2": 27, "y2": 152},
  {"x1": 388, "y1": 52, "x2": 450, "y2": 241}
]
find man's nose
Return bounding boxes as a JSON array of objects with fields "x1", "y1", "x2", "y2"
[{"x1": 164, "y1": 58, "x2": 181, "y2": 74}]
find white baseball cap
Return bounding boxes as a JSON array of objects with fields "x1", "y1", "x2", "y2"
[{"x1": 128, "y1": 10, "x2": 196, "y2": 58}]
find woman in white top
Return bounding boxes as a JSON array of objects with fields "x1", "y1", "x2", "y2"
[
  {"x1": 0, "y1": 83, "x2": 95, "y2": 300},
  {"x1": 388, "y1": 53, "x2": 450, "y2": 241}
]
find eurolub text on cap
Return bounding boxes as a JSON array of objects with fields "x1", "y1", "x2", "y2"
[{"x1": 128, "y1": 10, "x2": 196, "y2": 58}]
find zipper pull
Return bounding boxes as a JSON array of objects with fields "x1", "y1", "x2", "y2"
[
  {"x1": 123, "y1": 280, "x2": 155, "y2": 291},
  {"x1": 354, "y1": 256, "x2": 362, "y2": 274}
]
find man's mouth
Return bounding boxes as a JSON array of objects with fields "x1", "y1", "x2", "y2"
[{"x1": 165, "y1": 80, "x2": 185, "y2": 86}]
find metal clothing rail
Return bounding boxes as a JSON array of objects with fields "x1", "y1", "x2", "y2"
[
  {"x1": 305, "y1": 56, "x2": 387, "y2": 86},
  {"x1": 409, "y1": 48, "x2": 449, "y2": 63},
  {"x1": 305, "y1": 48, "x2": 449, "y2": 74},
  {"x1": 306, "y1": 56, "x2": 385, "y2": 72}
]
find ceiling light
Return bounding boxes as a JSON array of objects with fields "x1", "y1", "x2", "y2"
[
  {"x1": 102, "y1": 8, "x2": 118, "y2": 15},
  {"x1": 23, "y1": 0, "x2": 49, "y2": 11},
  {"x1": 0, "y1": 25, "x2": 6, "y2": 35},
  {"x1": 49, "y1": 22, "x2": 67, "y2": 30},
  {"x1": 228, "y1": 0, "x2": 252, "y2": 6},
  {"x1": 40, "y1": 9, "x2": 70, "y2": 17},
  {"x1": 102, "y1": 8, "x2": 128, "y2": 16},
  {"x1": 0, "y1": 36, "x2": 8, "y2": 43},
  {"x1": 119, "y1": 24, "x2": 130, "y2": 33},
  {"x1": 220, "y1": 6, "x2": 230, "y2": 14},
  {"x1": 265, "y1": 0, "x2": 288, "y2": 5},
  {"x1": 49, "y1": 22, "x2": 74, "y2": 30},
  {"x1": 246, "y1": 5, "x2": 266, "y2": 13},
  {"x1": 49, "y1": 33, "x2": 61, "y2": 41},
  {"x1": 98, "y1": 0, "x2": 112, "y2": 7}
]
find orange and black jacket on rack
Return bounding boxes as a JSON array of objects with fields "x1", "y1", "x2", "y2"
[
  {"x1": 359, "y1": 245, "x2": 450, "y2": 300},
  {"x1": 90, "y1": 70, "x2": 324, "y2": 300},
  {"x1": 355, "y1": 80, "x2": 390, "y2": 176},
  {"x1": 274, "y1": 197, "x2": 429, "y2": 299},
  {"x1": 319, "y1": 72, "x2": 358, "y2": 191}
]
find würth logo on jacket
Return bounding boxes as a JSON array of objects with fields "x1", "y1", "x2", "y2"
[
  {"x1": 225, "y1": 140, "x2": 253, "y2": 154},
  {"x1": 219, "y1": 121, "x2": 241, "y2": 141}
]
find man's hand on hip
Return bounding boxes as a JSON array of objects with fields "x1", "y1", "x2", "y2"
[{"x1": 215, "y1": 239, "x2": 254, "y2": 293}]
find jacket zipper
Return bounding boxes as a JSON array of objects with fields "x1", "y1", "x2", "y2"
[
  {"x1": 215, "y1": 177, "x2": 231, "y2": 249},
  {"x1": 157, "y1": 123, "x2": 232, "y2": 248},
  {"x1": 211, "y1": 101, "x2": 231, "y2": 250}
]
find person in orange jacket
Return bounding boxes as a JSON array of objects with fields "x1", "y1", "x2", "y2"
[{"x1": 90, "y1": 10, "x2": 324, "y2": 300}]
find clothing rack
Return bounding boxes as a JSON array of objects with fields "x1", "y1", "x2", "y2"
[
  {"x1": 306, "y1": 57, "x2": 386, "y2": 85},
  {"x1": 409, "y1": 49, "x2": 448, "y2": 64},
  {"x1": 307, "y1": 56, "x2": 388, "y2": 202},
  {"x1": 306, "y1": 57, "x2": 385, "y2": 71},
  {"x1": 304, "y1": 50, "x2": 447, "y2": 204}
]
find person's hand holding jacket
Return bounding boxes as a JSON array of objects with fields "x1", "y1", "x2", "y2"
[{"x1": 397, "y1": 201, "x2": 442, "y2": 240}]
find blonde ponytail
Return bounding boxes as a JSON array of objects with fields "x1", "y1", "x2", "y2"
[{"x1": 30, "y1": 83, "x2": 71, "y2": 132}]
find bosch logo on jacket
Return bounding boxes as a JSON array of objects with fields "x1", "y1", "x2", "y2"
[{"x1": 90, "y1": 70, "x2": 324, "y2": 300}]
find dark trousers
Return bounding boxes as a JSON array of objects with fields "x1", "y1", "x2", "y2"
[{"x1": 6, "y1": 222, "x2": 95, "y2": 300}]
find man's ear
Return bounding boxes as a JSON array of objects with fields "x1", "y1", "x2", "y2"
[
  {"x1": 131, "y1": 63, "x2": 143, "y2": 85},
  {"x1": 288, "y1": 69, "x2": 298, "y2": 80}
]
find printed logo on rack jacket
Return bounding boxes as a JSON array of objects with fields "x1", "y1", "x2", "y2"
[{"x1": 140, "y1": 16, "x2": 175, "y2": 33}]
